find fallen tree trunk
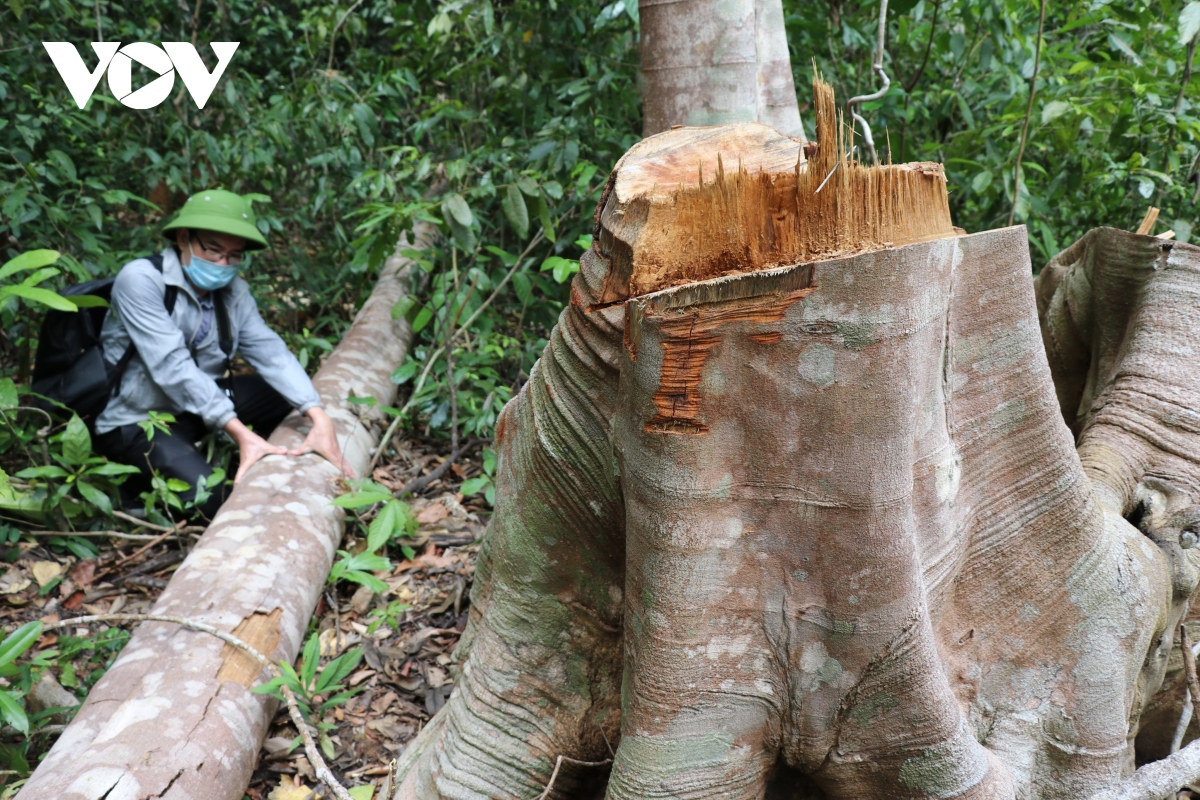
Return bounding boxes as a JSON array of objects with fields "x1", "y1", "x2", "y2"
[
  {"x1": 17, "y1": 222, "x2": 434, "y2": 800},
  {"x1": 393, "y1": 80, "x2": 1200, "y2": 799}
]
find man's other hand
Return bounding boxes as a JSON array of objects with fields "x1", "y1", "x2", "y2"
[
  {"x1": 224, "y1": 418, "x2": 289, "y2": 483},
  {"x1": 290, "y1": 406, "x2": 355, "y2": 479}
]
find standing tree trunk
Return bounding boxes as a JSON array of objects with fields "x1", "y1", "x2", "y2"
[
  {"x1": 639, "y1": 0, "x2": 805, "y2": 139},
  {"x1": 16, "y1": 225, "x2": 432, "y2": 800},
  {"x1": 392, "y1": 80, "x2": 1200, "y2": 799}
]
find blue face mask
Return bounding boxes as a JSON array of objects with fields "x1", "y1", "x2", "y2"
[{"x1": 182, "y1": 251, "x2": 238, "y2": 291}]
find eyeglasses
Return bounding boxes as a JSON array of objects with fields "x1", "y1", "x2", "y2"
[{"x1": 189, "y1": 234, "x2": 246, "y2": 266}]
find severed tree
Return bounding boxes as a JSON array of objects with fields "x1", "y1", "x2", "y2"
[{"x1": 392, "y1": 79, "x2": 1200, "y2": 799}]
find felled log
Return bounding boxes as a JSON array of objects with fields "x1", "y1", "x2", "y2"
[
  {"x1": 17, "y1": 223, "x2": 433, "y2": 800},
  {"x1": 392, "y1": 80, "x2": 1200, "y2": 799}
]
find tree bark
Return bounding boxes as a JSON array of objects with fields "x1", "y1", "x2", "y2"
[
  {"x1": 639, "y1": 0, "x2": 805, "y2": 139},
  {"x1": 16, "y1": 224, "x2": 432, "y2": 800},
  {"x1": 392, "y1": 81, "x2": 1200, "y2": 799}
]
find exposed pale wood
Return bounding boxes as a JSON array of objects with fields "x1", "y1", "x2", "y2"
[{"x1": 1137, "y1": 206, "x2": 1160, "y2": 235}]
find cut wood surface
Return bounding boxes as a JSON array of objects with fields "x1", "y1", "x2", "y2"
[{"x1": 16, "y1": 223, "x2": 432, "y2": 800}]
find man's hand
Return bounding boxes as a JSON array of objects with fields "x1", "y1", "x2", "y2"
[
  {"x1": 289, "y1": 406, "x2": 355, "y2": 478},
  {"x1": 224, "y1": 418, "x2": 289, "y2": 483}
]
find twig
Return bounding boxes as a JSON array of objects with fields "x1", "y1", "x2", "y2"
[
  {"x1": 1176, "y1": 35, "x2": 1198, "y2": 116},
  {"x1": 1174, "y1": 627, "x2": 1200, "y2": 756},
  {"x1": 326, "y1": 0, "x2": 367, "y2": 71},
  {"x1": 39, "y1": 614, "x2": 357, "y2": 800},
  {"x1": 116, "y1": 527, "x2": 184, "y2": 565},
  {"x1": 1007, "y1": 0, "x2": 1047, "y2": 228},
  {"x1": 111, "y1": 510, "x2": 180, "y2": 533},
  {"x1": 898, "y1": 0, "x2": 941, "y2": 160},
  {"x1": 846, "y1": 0, "x2": 891, "y2": 165},
  {"x1": 397, "y1": 438, "x2": 488, "y2": 496},
  {"x1": 25, "y1": 530, "x2": 164, "y2": 542},
  {"x1": 530, "y1": 754, "x2": 612, "y2": 800},
  {"x1": 367, "y1": 230, "x2": 547, "y2": 473}
]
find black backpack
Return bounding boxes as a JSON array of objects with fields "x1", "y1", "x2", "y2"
[{"x1": 32, "y1": 255, "x2": 231, "y2": 427}]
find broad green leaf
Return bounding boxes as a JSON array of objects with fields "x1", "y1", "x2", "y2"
[
  {"x1": 331, "y1": 486, "x2": 394, "y2": 508},
  {"x1": 0, "y1": 249, "x2": 59, "y2": 280},
  {"x1": 447, "y1": 216, "x2": 476, "y2": 252},
  {"x1": 315, "y1": 647, "x2": 363, "y2": 694},
  {"x1": 348, "y1": 786, "x2": 374, "y2": 800},
  {"x1": 539, "y1": 202, "x2": 556, "y2": 243},
  {"x1": 971, "y1": 170, "x2": 993, "y2": 193},
  {"x1": 68, "y1": 295, "x2": 109, "y2": 308},
  {"x1": 1041, "y1": 101, "x2": 1071, "y2": 124},
  {"x1": 3, "y1": 284, "x2": 78, "y2": 311},
  {"x1": 76, "y1": 480, "x2": 112, "y2": 516},
  {"x1": 461, "y1": 476, "x2": 490, "y2": 495},
  {"x1": 0, "y1": 690, "x2": 29, "y2": 735},
  {"x1": 1108, "y1": 33, "x2": 1143, "y2": 66},
  {"x1": 516, "y1": 175, "x2": 540, "y2": 197},
  {"x1": 61, "y1": 414, "x2": 91, "y2": 465},
  {"x1": 15, "y1": 465, "x2": 69, "y2": 479},
  {"x1": 83, "y1": 462, "x2": 141, "y2": 477},
  {"x1": 442, "y1": 193, "x2": 473, "y2": 227},
  {"x1": 0, "y1": 378, "x2": 16, "y2": 410},
  {"x1": 0, "y1": 621, "x2": 43, "y2": 669},
  {"x1": 340, "y1": 570, "x2": 390, "y2": 593},
  {"x1": 301, "y1": 632, "x2": 320, "y2": 690},
  {"x1": 501, "y1": 184, "x2": 529, "y2": 239},
  {"x1": 1181, "y1": 2, "x2": 1200, "y2": 46}
]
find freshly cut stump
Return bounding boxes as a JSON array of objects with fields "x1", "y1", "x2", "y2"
[{"x1": 394, "y1": 82, "x2": 1200, "y2": 799}]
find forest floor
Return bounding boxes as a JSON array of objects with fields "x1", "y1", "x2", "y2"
[{"x1": 0, "y1": 436, "x2": 485, "y2": 800}]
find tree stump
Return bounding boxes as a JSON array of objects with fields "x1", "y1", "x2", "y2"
[{"x1": 394, "y1": 81, "x2": 1200, "y2": 799}]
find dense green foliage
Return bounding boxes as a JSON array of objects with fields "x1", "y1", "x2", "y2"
[{"x1": 789, "y1": 0, "x2": 1200, "y2": 261}]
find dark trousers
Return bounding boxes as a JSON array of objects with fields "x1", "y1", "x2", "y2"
[{"x1": 95, "y1": 374, "x2": 293, "y2": 521}]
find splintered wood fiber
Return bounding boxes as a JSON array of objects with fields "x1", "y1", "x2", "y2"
[{"x1": 628, "y1": 78, "x2": 956, "y2": 296}]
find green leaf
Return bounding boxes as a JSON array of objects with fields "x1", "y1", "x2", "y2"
[
  {"x1": 0, "y1": 378, "x2": 17, "y2": 410},
  {"x1": 68, "y1": 295, "x2": 109, "y2": 308},
  {"x1": 83, "y1": 462, "x2": 142, "y2": 477},
  {"x1": 1041, "y1": 100, "x2": 1071, "y2": 124},
  {"x1": 0, "y1": 249, "x2": 59, "y2": 281},
  {"x1": 61, "y1": 415, "x2": 91, "y2": 466},
  {"x1": 331, "y1": 485, "x2": 394, "y2": 508},
  {"x1": 971, "y1": 170, "x2": 993, "y2": 193},
  {"x1": 461, "y1": 476, "x2": 490, "y2": 496},
  {"x1": 340, "y1": 570, "x2": 390, "y2": 593},
  {"x1": 0, "y1": 690, "x2": 29, "y2": 735},
  {"x1": 348, "y1": 786, "x2": 374, "y2": 800},
  {"x1": 1182, "y1": 1, "x2": 1200, "y2": 46},
  {"x1": 0, "y1": 621, "x2": 43, "y2": 669},
  {"x1": 442, "y1": 193, "x2": 473, "y2": 227},
  {"x1": 301, "y1": 633, "x2": 320, "y2": 691},
  {"x1": 250, "y1": 675, "x2": 285, "y2": 695},
  {"x1": 501, "y1": 184, "x2": 529, "y2": 239},
  {"x1": 76, "y1": 480, "x2": 112, "y2": 516},
  {"x1": 315, "y1": 647, "x2": 362, "y2": 694},
  {"x1": 516, "y1": 175, "x2": 540, "y2": 196},
  {"x1": 538, "y1": 202, "x2": 556, "y2": 243},
  {"x1": 2, "y1": 284, "x2": 78, "y2": 311},
  {"x1": 447, "y1": 216, "x2": 477, "y2": 252},
  {"x1": 14, "y1": 465, "x2": 69, "y2": 479}
]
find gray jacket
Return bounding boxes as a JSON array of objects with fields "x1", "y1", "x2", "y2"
[{"x1": 95, "y1": 246, "x2": 322, "y2": 434}]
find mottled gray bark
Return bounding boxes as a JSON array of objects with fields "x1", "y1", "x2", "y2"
[
  {"x1": 639, "y1": 0, "x2": 805, "y2": 139},
  {"x1": 393, "y1": 88, "x2": 1200, "y2": 798},
  {"x1": 17, "y1": 224, "x2": 432, "y2": 800}
]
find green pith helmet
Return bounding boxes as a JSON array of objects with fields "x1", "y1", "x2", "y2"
[{"x1": 162, "y1": 189, "x2": 269, "y2": 250}]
